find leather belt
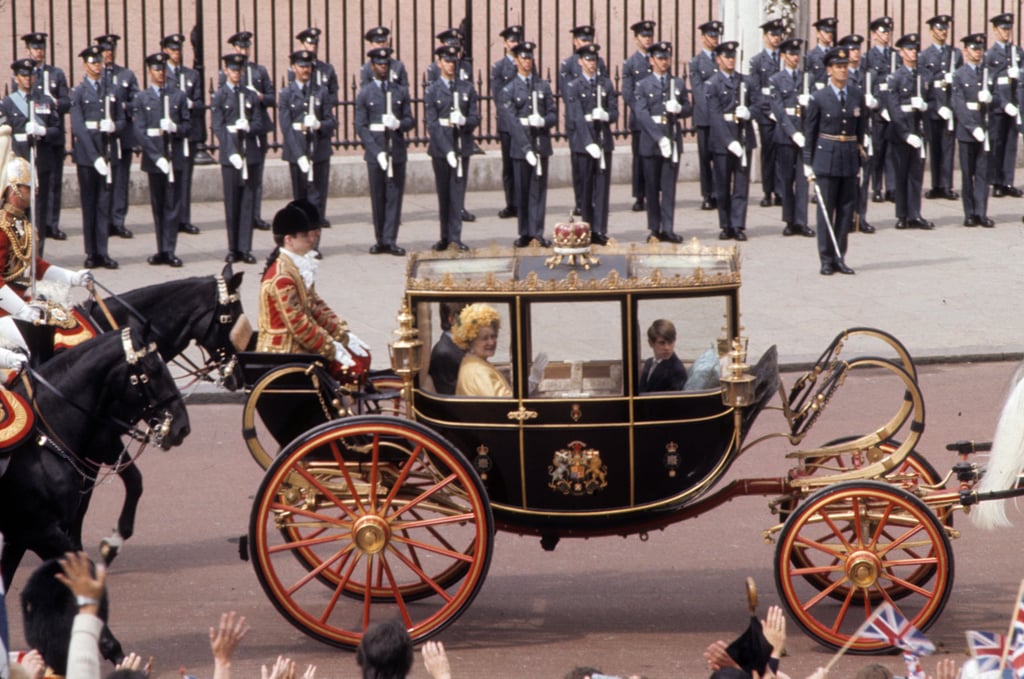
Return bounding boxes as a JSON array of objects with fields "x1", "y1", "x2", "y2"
[{"x1": 820, "y1": 133, "x2": 857, "y2": 142}]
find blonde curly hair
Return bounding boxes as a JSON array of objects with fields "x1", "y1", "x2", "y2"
[{"x1": 452, "y1": 303, "x2": 501, "y2": 350}]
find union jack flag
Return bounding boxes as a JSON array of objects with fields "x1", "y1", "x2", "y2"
[
  {"x1": 855, "y1": 602, "x2": 936, "y2": 655},
  {"x1": 903, "y1": 652, "x2": 926, "y2": 679},
  {"x1": 966, "y1": 629, "x2": 1007, "y2": 673}
]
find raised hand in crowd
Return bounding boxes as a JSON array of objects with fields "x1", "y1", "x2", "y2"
[
  {"x1": 210, "y1": 611, "x2": 250, "y2": 679},
  {"x1": 422, "y1": 640, "x2": 452, "y2": 679},
  {"x1": 9, "y1": 650, "x2": 46, "y2": 679},
  {"x1": 929, "y1": 658, "x2": 958, "y2": 679}
]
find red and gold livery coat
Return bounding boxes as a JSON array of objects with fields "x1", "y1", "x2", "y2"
[
  {"x1": 256, "y1": 253, "x2": 348, "y2": 358},
  {"x1": 0, "y1": 202, "x2": 52, "y2": 313}
]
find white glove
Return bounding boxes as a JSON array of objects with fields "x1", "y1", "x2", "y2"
[
  {"x1": 591, "y1": 107, "x2": 609, "y2": 122},
  {"x1": 446, "y1": 150, "x2": 458, "y2": 168},
  {"x1": 234, "y1": 117, "x2": 250, "y2": 132},
  {"x1": 798, "y1": 93, "x2": 811, "y2": 108},
  {"x1": 973, "y1": 127, "x2": 986, "y2": 143},
  {"x1": 26, "y1": 121, "x2": 46, "y2": 137},
  {"x1": 156, "y1": 157, "x2": 171, "y2": 175},
  {"x1": 42, "y1": 265, "x2": 91, "y2": 287},
  {"x1": 881, "y1": 108, "x2": 891, "y2": 122},
  {"x1": 71, "y1": 269, "x2": 93, "y2": 286},
  {"x1": 15, "y1": 303, "x2": 43, "y2": 323},
  {"x1": 911, "y1": 96, "x2": 927, "y2": 111},
  {"x1": 302, "y1": 114, "x2": 320, "y2": 131},
  {"x1": 734, "y1": 105, "x2": 751, "y2": 120},
  {"x1": 1009, "y1": 66, "x2": 1021, "y2": 80},
  {"x1": 905, "y1": 133, "x2": 923, "y2": 149},
  {"x1": 247, "y1": 84, "x2": 260, "y2": 95},
  {"x1": 527, "y1": 113, "x2": 545, "y2": 128},
  {"x1": 374, "y1": 152, "x2": 387, "y2": 171},
  {"x1": 346, "y1": 332, "x2": 370, "y2": 357},
  {"x1": 0, "y1": 286, "x2": 34, "y2": 320},
  {"x1": 1006, "y1": 103, "x2": 1020, "y2": 117},
  {"x1": 159, "y1": 117, "x2": 177, "y2": 133},
  {"x1": 299, "y1": 155, "x2": 312, "y2": 174},
  {"x1": 381, "y1": 113, "x2": 400, "y2": 131},
  {"x1": 525, "y1": 150, "x2": 538, "y2": 166},
  {"x1": 528, "y1": 352, "x2": 548, "y2": 393},
  {"x1": 791, "y1": 131, "x2": 806, "y2": 148},
  {"x1": 865, "y1": 93, "x2": 878, "y2": 109},
  {"x1": 937, "y1": 106, "x2": 952, "y2": 120},
  {"x1": 186, "y1": 99, "x2": 194, "y2": 109},
  {"x1": 978, "y1": 89, "x2": 993, "y2": 104},
  {"x1": 93, "y1": 157, "x2": 109, "y2": 176},
  {"x1": 727, "y1": 140, "x2": 744, "y2": 157},
  {"x1": 449, "y1": 110, "x2": 466, "y2": 126},
  {"x1": 944, "y1": 71, "x2": 954, "y2": 84},
  {"x1": 333, "y1": 341, "x2": 355, "y2": 368},
  {"x1": 99, "y1": 118, "x2": 115, "y2": 133},
  {"x1": 665, "y1": 99, "x2": 683, "y2": 114},
  {"x1": 658, "y1": 137, "x2": 672, "y2": 158},
  {"x1": 803, "y1": 164, "x2": 815, "y2": 180},
  {"x1": 229, "y1": 153, "x2": 243, "y2": 170},
  {"x1": 0, "y1": 347, "x2": 27, "y2": 371},
  {"x1": 585, "y1": 143, "x2": 601, "y2": 159}
]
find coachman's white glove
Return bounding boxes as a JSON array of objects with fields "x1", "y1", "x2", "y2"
[
  {"x1": 333, "y1": 341, "x2": 355, "y2": 368},
  {"x1": 0, "y1": 347, "x2": 27, "y2": 371},
  {"x1": 93, "y1": 157, "x2": 109, "y2": 176},
  {"x1": 298, "y1": 155, "x2": 312, "y2": 174},
  {"x1": 658, "y1": 137, "x2": 672, "y2": 158},
  {"x1": 791, "y1": 131, "x2": 806, "y2": 148},
  {"x1": 449, "y1": 110, "x2": 466, "y2": 126},
  {"x1": 375, "y1": 152, "x2": 388, "y2": 171},
  {"x1": 346, "y1": 332, "x2": 370, "y2": 358},
  {"x1": 525, "y1": 150, "x2": 538, "y2": 166},
  {"x1": 728, "y1": 140, "x2": 744, "y2": 157},
  {"x1": 905, "y1": 134, "x2": 923, "y2": 149},
  {"x1": 446, "y1": 150, "x2": 458, "y2": 168},
  {"x1": 229, "y1": 154, "x2": 243, "y2": 170},
  {"x1": 1006, "y1": 103, "x2": 1020, "y2": 117},
  {"x1": 43, "y1": 266, "x2": 91, "y2": 287},
  {"x1": 973, "y1": 127, "x2": 986, "y2": 143},
  {"x1": 156, "y1": 157, "x2": 171, "y2": 175},
  {"x1": 585, "y1": 143, "x2": 601, "y2": 159}
]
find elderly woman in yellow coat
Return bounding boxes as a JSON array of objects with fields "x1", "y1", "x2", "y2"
[{"x1": 453, "y1": 303, "x2": 511, "y2": 397}]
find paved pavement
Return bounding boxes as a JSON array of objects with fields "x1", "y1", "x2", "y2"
[{"x1": 42, "y1": 168, "x2": 1024, "y2": 377}]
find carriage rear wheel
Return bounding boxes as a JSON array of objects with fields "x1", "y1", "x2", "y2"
[
  {"x1": 775, "y1": 480, "x2": 953, "y2": 653},
  {"x1": 249, "y1": 416, "x2": 494, "y2": 649}
]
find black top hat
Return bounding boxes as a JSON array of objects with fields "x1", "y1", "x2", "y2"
[
  {"x1": 813, "y1": 17, "x2": 838, "y2": 32},
  {"x1": 760, "y1": 19, "x2": 785, "y2": 34},
  {"x1": 94, "y1": 33, "x2": 120, "y2": 48},
  {"x1": 290, "y1": 49, "x2": 316, "y2": 66},
  {"x1": 297, "y1": 27, "x2": 322, "y2": 44},
  {"x1": 161, "y1": 33, "x2": 185, "y2": 49},
  {"x1": 714, "y1": 41, "x2": 739, "y2": 56},
  {"x1": 499, "y1": 25, "x2": 523, "y2": 40},
  {"x1": 434, "y1": 45, "x2": 460, "y2": 61},
  {"x1": 222, "y1": 53, "x2": 247, "y2": 70},
  {"x1": 366, "y1": 47, "x2": 393, "y2": 64},
  {"x1": 895, "y1": 33, "x2": 920, "y2": 50},
  {"x1": 273, "y1": 203, "x2": 314, "y2": 237},
  {"x1": 699, "y1": 21, "x2": 724, "y2": 37},
  {"x1": 869, "y1": 16, "x2": 894, "y2": 32},
  {"x1": 570, "y1": 25, "x2": 595, "y2": 39},
  {"x1": 824, "y1": 47, "x2": 850, "y2": 67},
  {"x1": 779, "y1": 38, "x2": 804, "y2": 54},
  {"x1": 227, "y1": 31, "x2": 253, "y2": 47},
  {"x1": 144, "y1": 52, "x2": 169, "y2": 69},
  {"x1": 839, "y1": 34, "x2": 865, "y2": 49},
  {"x1": 363, "y1": 26, "x2": 389, "y2": 43},
  {"x1": 511, "y1": 41, "x2": 536, "y2": 58},
  {"x1": 11, "y1": 58, "x2": 36, "y2": 76},
  {"x1": 436, "y1": 28, "x2": 463, "y2": 45},
  {"x1": 991, "y1": 13, "x2": 1015, "y2": 28},
  {"x1": 79, "y1": 45, "x2": 104, "y2": 63},
  {"x1": 287, "y1": 199, "x2": 321, "y2": 230},
  {"x1": 926, "y1": 15, "x2": 953, "y2": 29},
  {"x1": 575, "y1": 43, "x2": 600, "y2": 59},
  {"x1": 630, "y1": 20, "x2": 656, "y2": 36},
  {"x1": 962, "y1": 33, "x2": 987, "y2": 49},
  {"x1": 21, "y1": 32, "x2": 47, "y2": 47}
]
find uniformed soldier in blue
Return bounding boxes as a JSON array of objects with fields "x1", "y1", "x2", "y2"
[
  {"x1": 212, "y1": 53, "x2": 261, "y2": 265},
  {"x1": 622, "y1": 20, "x2": 656, "y2": 213},
  {"x1": 359, "y1": 27, "x2": 409, "y2": 91},
  {"x1": 292, "y1": 27, "x2": 340, "y2": 108},
  {"x1": 806, "y1": 18, "x2": 838, "y2": 88},
  {"x1": 96, "y1": 34, "x2": 138, "y2": 241},
  {"x1": 952, "y1": 33, "x2": 996, "y2": 227},
  {"x1": 564, "y1": 43, "x2": 618, "y2": 245},
  {"x1": 425, "y1": 45, "x2": 480, "y2": 252},
  {"x1": 690, "y1": 21, "x2": 723, "y2": 211},
  {"x1": 559, "y1": 25, "x2": 606, "y2": 218},
  {"x1": 705, "y1": 41, "x2": 756, "y2": 241},
  {"x1": 491, "y1": 25, "x2": 527, "y2": 220},
  {"x1": 162, "y1": 33, "x2": 204, "y2": 237},
  {"x1": 839, "y1": 34, "x2": 876, "y2": 234},
  {"x1": 803, "y1": 47, "x2": 866, "y2": 276},
  {"x1": 133, "y1": 52, "x2": 190, "y2": 268},
  {"x1": 750, "y1": 18, "x2": 784, "y2": 208},
  {"x1": 984, "y1": 13, "x2": 1024, "y2": 198},
  {"x1": 920, "y1": 15, "x2": 962, "y2": 201},
  {"x1": 355, "y1": 47, "x2": 415, "y2": 256},
  {"x1": 768, "y1": 39, "x2": 813, "y2": 238},
  {"x1": 69, "y1": 44, "x2": 120, "y2": 269},
  {"x1": 279, "y1": 49, "x2": 337, "y2": 233},
  {"x1": 497, "y1": 41, "x2": 555, "y2": 248},
  {"x1": 865, "y1": 16, "x2": 896, "y2": 203},
  {"x1": 885, "y1": 33, "x2": 934, "y2": 230}
]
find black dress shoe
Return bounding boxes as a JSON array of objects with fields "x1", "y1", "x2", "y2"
[
  {"x1": 943, "y1": 188, "x2": 960, "y2": 200},
  {"x1": 719, "y1": 229, "x2": 734, "y2": 240},
  {"x1": 179, "y1": 223, "x2": 200, "y2": 235},
  {"x1": 631, "y1": 199, "x2": 645, "y2": 212},
  {"x1": 241, "y1": 252, "x2": 257, "y2": 264},
  {"x1": 167, "y1": 255, "x2": 183, "y2": 267},
  {"x1": 84, "y1": 256, "x2": 100, "y2": 268},
  {"x1": 884, "y1": 191, "x2": 896, "y2": 202},
  {"x1": 254, "y1": 219, "x2": 271, "y2": 231},
  {"x1": 773, "y1": 194, "x2": 783, "y2": 206},
  {"x1": 659, "y1": 232, "x2": 683, "y2": 243},
  {"x1": 148, "y1": 253, "x2": 167, "y2": 265},
  {"x1": 513, "y1": 236, "x2": 531, "y2": 247},
  {"x1": 759, "y1": 195, "x2": 772, "y2": 207},
  {"x1": 871, "y1": 191, "x2": 884, "y2": 203},
  {"x1": 978, "y1": 216, "x2": 995, "y2": 228},
  {"x1": 910, "y1": 218, "x2": 935, "y2": 230},
  {"x1": 925, "y1": 188, "x2": 940, "y2": 199},
  {"x1": 733, "y1": 230, "x2": 748, "y2": 241},
  {"x1": 432, "y1": 240, "x2": 449, "y2": 251},
  {"x1": 452, "y1": 241, "x2": 470, "y2": 251},
  {"x1": 798, "y1": 225, "x2": 815, "y2": 237},
  {"x1": 895, "y1": 219, "x2": 909, "y2": 229},
  {"x1": 1006, "y1": 185, "x2": 1024, "y2": 197},
  {"x1": 709, "y1": 196, "x2": 718, "y2": 208},
  {"x1": 99, "y1": 256, "x2": 118, "y2": 269},
  {"x1": 47, "y1": 227, "x2": 67, "y2": 240},
  {"x1": 993, "y1": 186, "x2": 1006, "y2": 197},
  {"x1": 498, "y1": 207, "x2": 517, "y2": 219},
  {"x1": 782, "y1": 223, "x2": 799, "y2": 236},
  {"x1": 701, "y1": 198, "x2": 715, "y2": 210},
  {"x1": 572, "y1": 207, "x2": 583, "y2": 217},
  {"x1": 369, "y1": 243, "x2": 386, "y2": 254},
  {"x1": 858, "y1": 222, "x2": 876, "y2": 234},
  {"x1": 835, "y1": 262, "x2": 855, "y2": 275},
  {"x1": 388, "y1": 245, "x2": 407, "y2": 256},
  {"x1": 536, "y1": 237, "x2": 552, "y2": 248},
  {"x1": 225, "y1": 252, "x2": 238, "y2": 263},
  {"x1": 963, "y1": 216, "x2": 979, "y2": 227},
  {"x1": 590, "y1": 233, "x2": 608, "y2": 245},
  {"x1": 111, "y1": 225, "x2": 133, "y2": 238},
  {"x1": 820, "y1": 263, "x2": 835, "y2": 275},
  {"x1": 461, "y1": 209, "x2": 476, "y2": 222}
]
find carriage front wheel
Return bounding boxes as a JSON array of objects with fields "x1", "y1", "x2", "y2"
[
  {"x1": 249, "y1": 415, "x2": 494, "y2": 649},
  {"x1": 774, "y1": 480, "x2": 954, "y2": 653}
]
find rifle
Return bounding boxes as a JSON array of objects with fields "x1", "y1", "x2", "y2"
[
  {"x1": 383, "y1": 85, "x2": 394, "y2": 182},
  {"x1": 864, "y1": 69, "x2": 874, "y2": 157},
  {"x1": 451, "y1": 88, "x2": 463, "y2": 181},
  {"x1": 915, "y1": 70, "x2": 926, "y2": 160},
  {"x1": 982, "y1": 65, "x2": 991, "y2": 152},
  {"x1": 27, "y1": 99, "x2": 37, "y2": 300},
  {"x1": 101, "y1": 68, "x2": 115, "y2": 185},
  {"x1": 737, "y1": 48, "x2": 748, "y2": 168},
  {"x1": 592, "y1": 81, "x2": 607, "y2": 172},
  {"x1": 530, "y1": 83, "x2": 543, "y2": 177},
  {"x1": 1012, "y1": 44, "x2": 1023, "y2": 126},
  {"x1": 305, "y1": 85, "x2": 316, "y2": 183},
  {"x1": 238, "y1": 89, "x2": 248, "y2": 182},
  {"x1": 665, "y1": 74, "x2": 680, "y2": 165},
  {"x1": 945, "y1": 46, "x2": 956, "y2": 132},
  {"x1": 162, "y1": 91, "x2": 175, "y2": 184}
]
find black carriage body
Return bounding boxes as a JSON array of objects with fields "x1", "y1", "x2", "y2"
[{"x1": 404, "y1": 244, "x2": 746, "y2": 536}]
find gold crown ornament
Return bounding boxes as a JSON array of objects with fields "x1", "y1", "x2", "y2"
[{"x1": 545, "y1": 214, "x2": 600, "y2": 270}]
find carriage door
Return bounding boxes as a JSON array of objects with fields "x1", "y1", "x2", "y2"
[{"x1": 518, "y1": 299, "x2": 631, "y2": 512}]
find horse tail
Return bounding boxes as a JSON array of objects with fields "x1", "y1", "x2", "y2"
[{"x1": 972, "y1": 361, "x2": 1024, "y2": 530}]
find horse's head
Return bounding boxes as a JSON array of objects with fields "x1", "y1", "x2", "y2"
[{"x1": 197, "y1": 264, "x2": 249, "y2": 391}]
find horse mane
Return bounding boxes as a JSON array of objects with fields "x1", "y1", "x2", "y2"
[{"x1": 79, "y1": 275, "x2": 215, "y2": 328}]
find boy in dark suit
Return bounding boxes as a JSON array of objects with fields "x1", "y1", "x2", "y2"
[{"x1": 639, "y1": 319, "x2": 687, "y2": 393}]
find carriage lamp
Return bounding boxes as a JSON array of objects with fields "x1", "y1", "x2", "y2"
[
  {"x1": 721, "y1": 337, "x2": 755, "y2": 408},
  {"x1": 388, "y1": 300, "x2": 423, "y2": 400}
]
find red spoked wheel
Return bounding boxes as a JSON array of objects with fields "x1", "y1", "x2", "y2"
[
  {"x1": 249, "y1": 416, "x2": 494, "y2": 649},
  {"x1": 775, "y1": 480, "x2": 954, "y2": 653}
]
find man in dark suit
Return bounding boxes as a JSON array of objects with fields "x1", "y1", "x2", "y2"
[
  {"x1": 885, "y1": 33, "x2": 934, "y2": 230},
  {"x1": 768, "y1": 38, "x2": 814, "y2": 238},
  {"x1": 806, "y1": 18, "x2": 838, "y2": 87},
  {"x1": 803, "y1": 47, "x2": 866, "y2": 275},
  {"x1": 96, "y1": 34, "x2": 138, "y2": 240},
  {"x1": 952, "y1": 33, "x2": 995, "y2": 227},
  {"x1": 839, "y1": 33, "x2": 876, "y2": 233},
  {"x1": 163, "y1": 32, "x2": 204, "y2": 236},
  {"x1": 639, "y1": 319, "x2": 687, "y2": 394},
  {"x1": 984, "y1": 13, "x2": 1024, "y2": 197},
  {"x1": 429, "y1": 302, "x2": 467, "y2": 395},
  {"x1": 690, "y1": 21, "x2": 723, "y2": 211},
  {"x1": 491, "y1": 25, "x2": 526, "y2": 219},
  {"x1": 622, "y1": 20, "x2": 655, "y2": 212},
  {"x1": 920, "y1": 14, "x2": 962, "y2": 201},
  {"x1": 865, "y1": 16, "x2": 896, "y2": 203},
  {"x1": 293, "y1": 27, "x2": 340, "y2": 107},
  {"x1": 559, "y1": 24, "x2": 605, "y2": 217},
  {"x1": 750, "y1": 19, "x2": 784, "y2": 207}
]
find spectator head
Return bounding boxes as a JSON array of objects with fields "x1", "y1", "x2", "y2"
[{"x1": 355, "y1": 619, "x2": 414, "y2": 679}]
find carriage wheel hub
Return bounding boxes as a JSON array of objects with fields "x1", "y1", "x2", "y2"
[
  {"x1": 846, "y1": 550, "x2": 881, "y2": 588},
  {"x1": 353, "y1": 515, "x2": 390, "y2": 554}
]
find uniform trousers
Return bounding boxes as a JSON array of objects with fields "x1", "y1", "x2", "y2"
[
  {"x1": 572, "y1": 151, "x2": 612, "y2": 237},
  {"x1": 221, "y1": 164, "x2": 257, "y2": 255},
  {"x1": 814, "y1": 173, "x2": 855, "y2": 266},
  {"x1": 958, "y1": 140, "x2": 990, "y2": 219},
  {"x1": 431, "y1": 156, "x2": 467, "y2": 244},
  {"x1": 757, "y1": 121, "x2": 778, "y2": 197},
  {"x1": 513, "y1": 156, "x2": 549, "y2": 240},
  {"x1": 891, "y1": 142, "x2": 925, "y2": 220},
  {"x1": 990, "y1": 112, "x2": 1018, "y2": 187},
  {"x1": 631, "y1": 129, "x2": 645, "y2": 199},
  {"x1": 775, "y1": 144, "x2": 808, "y2": 226},
  {"x1": 32, "y1": 165, "x2": 53, "y2": 254},
  {"x1": 366, "y1": 160, "x2": 406, "y2": 247},
  {"x1": 499, "y1": 131, "x2": 516, "y2": 210},
  {"x1": 713, "y1": 151, "x2": 751, "y2": 230},
  {"x1": 253, "y1": 134, "x2": 268, "y2": 222},
  {"x1": 857, "y1": 157, "x2": 871, "y2": 226},
  {"x1": 46, "y1": 145, "x2": 64, "y2": 231},
  {"x1": 110, "y1": 141, "x2": 131, "y2": 228},
  {"x1": 641, "y1": 154, "x2": 679, "y2": 236},
  {"x1": 76, "y1": 164, "x2": 112, "y2": 258},
  {"x1": 696, "y1": 126, "x2": 715, "y2": 199},
  {"x1": 870, "y1": 119, "x2": 894, "y2": 194},
  {"x1": 146, "y1": 171, "x2": 180, "y2": 256},
  {"x1": 288, "y1": 160, "x2": 329, "y2": 227},
  {"x1": 178, "y1": 150, "x2": 195, "y2": 228},
  {"x1": 925, "y1": 117, "x2": 956, "y2": 190}
]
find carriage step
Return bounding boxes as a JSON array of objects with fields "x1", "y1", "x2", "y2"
[
  {"x1": 945, "y1": 440, "x2": 992, "y2": 455},
  {"x1": 237, "y1": 534, "x2": 249, "y2": 561}
]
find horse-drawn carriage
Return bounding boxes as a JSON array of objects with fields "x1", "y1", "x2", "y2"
[{"x1": 237, "y1": 240, "x2": 1019, "y2": 654}]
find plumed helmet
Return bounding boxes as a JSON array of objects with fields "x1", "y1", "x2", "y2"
[{"x1": 5, "y1": 156, "x2": 32, "y2": 191}]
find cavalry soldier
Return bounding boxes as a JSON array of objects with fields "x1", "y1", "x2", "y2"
[
  {"x1": 634, "y1": 40, "x2": 689, "y2": 243},
  {"x1": 559, "y1": 24, "x2": 605, "y2": 217},
  {"x1": 292, "y1": 27, "x2": 339, "y2": 108},
  {"x1": 0, "y1": 59, "x2": 61, "y2": 256},
  {"x1": 952, "y1": 33, "x2": 995, "y2": 227},
  {"x1": 22, "y1": 32, "x2": 69, "y2": 243},
  {"x1": 886, "y1": 33, "x2": 934, "y2": 230},
  {"x1": 750, "y1": 18, "x2": 783, "y2": 208},
  {"x1": 768, "y1": 38, "x2": 813, "y2": 238},
  {"x1": 622, "y1": 19, "x2": 655, "y2": 212},
  {"x1": 706, "y1": 40, "x2": 756, "y2": 241},
  {"x1": 807, "y1": 18, "x2": 838, "y2": 87},
  {"x1": 162, "y1": 33, "x2": 203, "y2": 236},
  {"x1": 491, "y1": 24, "x2": 525, "y2": 219},
  {"x1": 840, "y1": 34, "x2": 876, "y2": 233},
  {"x1": 564, "y1": 43, "x2": 618, "y2": 245},
  {"x1": 279, "y1": 49, "x2": 336, "y2": 231},
  {"x1": 70, "y1": 44, "x2": 120, "y2": 270},
  {"x1": 359, "y1": 26, "x2": 409, "y2": 90},
  {"x1": 920, "y1": 14, "x2": 962, "y2": 201},
  {"x1": 985, "y1": 13, "x2": 1024, "y2": 197},
  {"x1": 257, "y1": 201, "x2": 369, "y2": 371},
  {"x1": 424, "y1": 44, "x2": 480, "y2": 251},
  {"x1": 95, "y1": 34, "x2": 138, "y2": 240},
  {"x1": 132, "y1": 52, "x2": 190, "y2": 268},
  {"x1": 690, "y1": 20, "x2": 723, "y2": 211},
  {"x1": 225, "y1": 31, "x2": 275, "y2": 231},
  {"x1": 497, "y1": 41, "x2": 555, "y2": 248},
  {"x1": 212, "y1": 53, "x2": 261, "y2": 264},
  {"x1": 355, "y1": 46, "x2": 415, "y2": 256},
  {"x1": 803, "y1": 47, "x2": 865, "y2": 276},
  {"x1": 866, "y1": 16, "x2": 896, "y2": 203}
]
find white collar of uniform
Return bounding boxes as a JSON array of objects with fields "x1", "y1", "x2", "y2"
[{"x1": 280, "y1": 247, "x2": 318, "y2": 288}]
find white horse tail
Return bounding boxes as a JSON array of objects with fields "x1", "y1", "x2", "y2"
[{"x1": 972, "y1": 363, "x2": 1024, "y2": 530}]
